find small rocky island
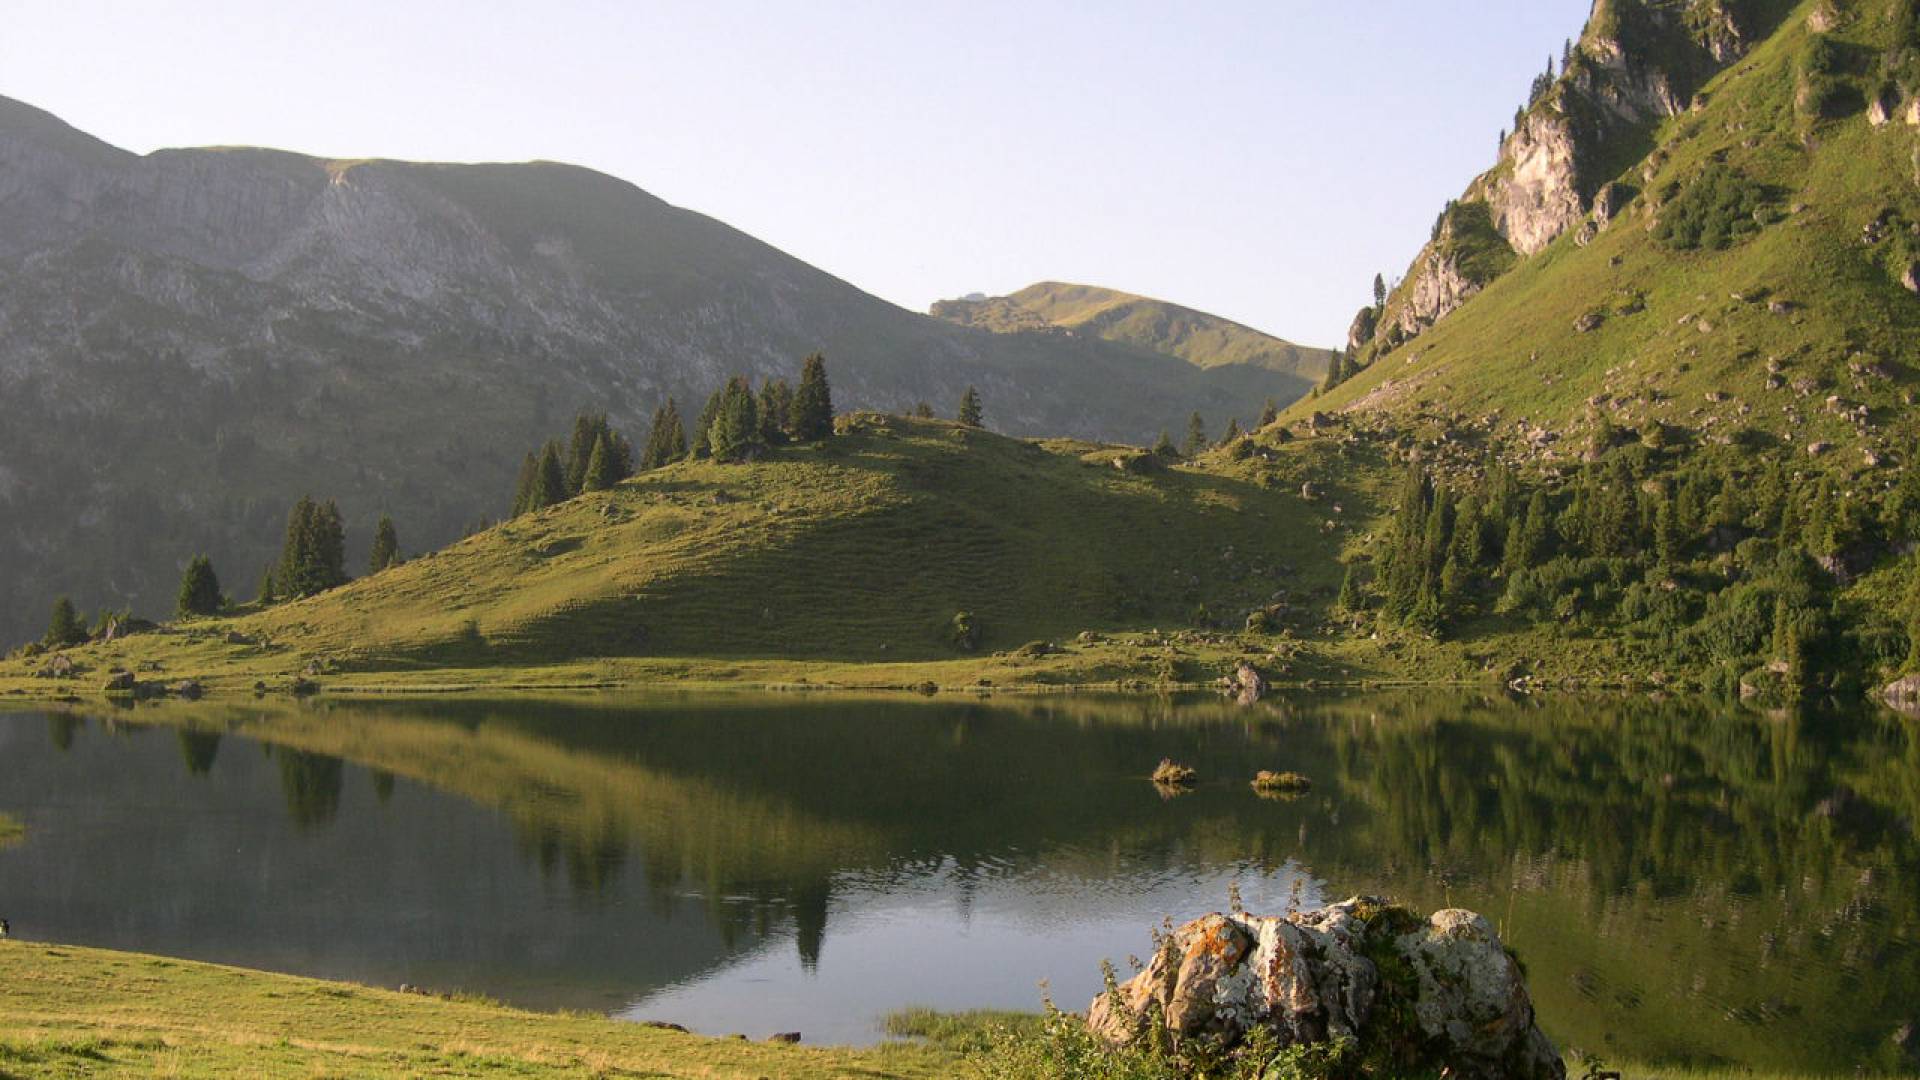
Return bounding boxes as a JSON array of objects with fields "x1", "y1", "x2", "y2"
[{"x1": 1090, "y1": 898, "x2": 1564, "y2": 1079}]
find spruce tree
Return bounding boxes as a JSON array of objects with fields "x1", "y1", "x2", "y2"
[
  {"x1": 258, "y1": 565, "x2": 278, "y2": 606},
  {"x1": 758, "y1": 379, "x2": 793, "y2": 446},
  {"x1": 1221, "y1": 417, "x2": 1242, "y2": 444},
  {"x1": 692, "y1": 388, "x2": 724, "y2": 458},
  {"x1": 1337, "y1": 565, "x2": 1359, "y2": 612},
  {"x1": 790, "y1": 353, "x2": 834, "y2": 441},
  {"x1": 279, "y1": 497, "x2": 320, "y2": 597},
  {"x1": 1373, "y1": 273, "x2": 1388, "y2": 310},
  {"x1": 1183, "y1": 413, "x2": 1208, "y2": 457},
  {"x1": 957, "y1": 385, "x2": 984, "y2": 428},
  {"x1": 1152, "y1": 430, "x2": 1176, "y2": 459},
  {"x1": 1258, "y1": 398, "x2": 1279, "y2": 429},
  {"x1": 44, "y1": 596, "x2": 84, "y2": 648},
  {"x1": 536, "y1": 442, "x2": 569, "y2": 509},
  {"x1": 178, "y1": 555, "x2": 222, "y2": 617},
  {"x1": 660, "y1": 399, "x2": 687, "y2": 463},
  {"x1": 511, "y1": 452, "x2": 539, "y2": 516},
  {"x1": 313, "y1": 500, "x2": 347, "y2": 590},
  {"x1": 564, "y1": 413, "x2": 601, "y2": 496},
  {"x1": 913, "y1": 402, "x2": 935, "y2": 419},
  {"x1": 368, "y1": 516, "x2": 400, "y2": 573},
  {"x1": 583, "y1": 434, "x2": 623, "y2": 491},
  {"x1": 709, "y1": 377, "x2": 762, "y2": 463}
]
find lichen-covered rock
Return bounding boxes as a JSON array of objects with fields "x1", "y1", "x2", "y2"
[{"x1": 1089, "y1": 899, "x2": 1565, "y2": 1080}]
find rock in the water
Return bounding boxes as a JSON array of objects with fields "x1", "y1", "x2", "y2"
[
  {"x1": 1088, "y1": 900, "x2": 1565, "y2": 1080},
  {"x1": 1884, "y1": 674, "x2": 1920, "y2": 716},
  {"x1": 1221, "y1": 661, "x2": 1268, "y2": 705},
  {"x1": 168, "y1": 679, "x2": 204, "y2": 700}
]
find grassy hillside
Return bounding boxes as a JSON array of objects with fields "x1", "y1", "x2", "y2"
[
  {"x1": 0, "y1": 940, "x2": 953, "y2": 1079},
  {"x1": 0, "y1": 415, "x2": 1371, "y2": 694},
  {"x1": 1307, "y1": 1, "x2": 1919, "y2": 460},
  {"x1": 933, "y1": 281, "x2": 1332, "y2": 378}
]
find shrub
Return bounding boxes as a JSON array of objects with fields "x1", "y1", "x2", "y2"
[{"x1": 1653, "y1": 164, "x2": 1770, "y2": 251}]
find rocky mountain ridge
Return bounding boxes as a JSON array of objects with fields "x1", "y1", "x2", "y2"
[{"x1": 0, "y1": 95, "x2": 1313, "y2": 642}]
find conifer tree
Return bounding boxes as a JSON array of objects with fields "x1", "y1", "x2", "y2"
[
  {"x1": 1152, "y1": 430, "x2": 1176, "y2": 459},
  {"x1": 709, "y1": 377, "x2": 762, "y2": 463},
  {"x1": 313, "y1": 500, "x2": 347, "y2": 590},
  {"x1": 1183, "y1": 412, "x2": 1208, "y2": 457},
  {"x1": 564, "y1": 413, "x2": 602, "y2": 496},
  {"x1": 643, "y1": 400, "x2": 688, "y2": 469},
  {"x1": 583, "y1": 434, "x2": 624, "y2": 491},
  {"x1": 368, "y1": 516, "x2": 400, "y2": 573},
  {"x1": 692, "y1": 388, "x2": 724, "y2": 458},
  {"x1": 790, "y1": 353, "x2": 834, "y2": 442},
  {"x1": 913, "y1": 402, "x2": 935, "y2": 419},
  {"x1": 258, "y1": 565, "x2": 278, "y2": 606},
  {"x1": 1258, "y1": 399, "x2": 1279, "y2": 429},
  {"x1": 535, "y1": 442, "x2": 568, "y2": 509},
  {"x1": 44, "y1": 596, "x2": 84, "y2": 648},
  {"x1": 957, "y1": 385, "x2": 984, "y2": 428},
  {"x1": 758, "y1": 379, "x2": 793, "y2": 446},
  {"x1": 178, "y1": 555, "x2": 222, "y2": 617},
  {"x1": 511, "y1": 452, "x2": 539, "y2": 516},
  {"x1": 1221, "y1": 418, "x2": 1242, "y2": 444},
  {"x1": 279, "y1": 497, "x2": 320, "y2": 597},
  {"x1": 1337, "y1": 564, "x2": 1359, "y2": 612},
  {"x1": 1373, "y1": 273, "x2": 1388, "y2": 309}
]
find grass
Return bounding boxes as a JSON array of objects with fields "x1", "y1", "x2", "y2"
[
  {"x1": 934, "y1": 281, "x2": 1333, "y2": 378},
  {"x1": 0, "y1": 940, "x2": 958, "y2": 1078},
  {"x1": 0, "y1": 812, "x2": 23, "y2": 849}
]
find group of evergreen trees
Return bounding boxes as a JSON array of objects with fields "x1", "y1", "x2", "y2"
[
  {"x1": 1357, "y1": 444, "x2": 1920, "y2": 698},
  {"x1": 512, "y1": 413, "x2": 636, "y2": 516},
  {"x1": 510, "y1": 355, "x2": 838, "y2": 517},
  {"x1": 270, "y1": 497, "x2": 350, "y2": 600},
  {"x1": 1319, "y1": 347, "x2": 1358, "y2": 394}
]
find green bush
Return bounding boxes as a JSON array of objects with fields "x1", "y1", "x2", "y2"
[{"x1": 1653, "y1": 164, "x2": 1770, "y2": 251}]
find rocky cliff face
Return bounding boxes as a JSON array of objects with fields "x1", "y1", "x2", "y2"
[
  {"x1": 1349, "y1": 0, "x2": 1786, "y2": 360},
  {"x1": 0, "y1": 95, "x2": 1306, "y2": 643}
]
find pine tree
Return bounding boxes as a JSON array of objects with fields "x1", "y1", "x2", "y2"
[
  {"x1": 913, "y1": 402, "x2": 935, "y2": 419},
  {"x1": 279, "y1": 497, "x2": 320, "y2": 597},
  {"x1": 511, "y1": 452, "x2": 539, "y2": 516},
  {"x1": 957, "y1": 385, "x2": 984, "y2": 428},
  {"x1": 314, "y1": 500, "x2": 347, "y2": 590},
  {"x1": 368, "y1": 516, "x2": 400, "y2": 573},
  {"x1": 709, "y1": 377, "x2": 762, "y2": 463},
  {"x1": 44, "y1": 596, "x2": 85, "y2": 648},
  {"x1": 1337, "y1": 564, "x2": 1359, "y2": 612},
  {"x1": 258, "y1": 565, "x2": 278, "y2": 606},
  {"x1": 564, "y1": 413, "x2": 602, "y2": 496},
  {"x1": 1221, "y1": 417, "x2": 1242, "y2": 444},
  {"x1": 1257, "y1": 399, "x2": 1279, "y2": 429},
  {"x1": 536, "y1": 442, "x2": 568, "y2": 509},
  {"x1": 692, "y1": 388, "x2": 724, "y2": 458},
  {"x1": 758, "y1": 379, "x2": 793, "y2": 446},
  {"x1": 178, "y1": 555, "x2": 222, "y2": 617},
  {"x1": 1373, "y1": 273, "x2": 1388, "y2": 309},
  {"x1": 583, "y1": 434, "x2": 623, "y2": 491},
  {"x1": 1183, "y1": 413, "x2": 1208, "y2": 457},
  {"x1": 643, "y1": 400, "x2": 688, "y2": 469},
  {"x1": 790, "y1": 353, "x2": 834, "y2": 441},
  {"x1": 1152, "y1": 430, "x2": 1176, "y2": 459}
]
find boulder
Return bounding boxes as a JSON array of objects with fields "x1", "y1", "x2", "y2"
[
  {"x1": 1221, "y1": 661, "x2": 1268, "y2": 705},
  {"x1": 169, "y1": 679, "x2": 204, "y2": 700},
  {"x1": 1883, "y1": 674, "x2": 1920, "y2": 715},
  {"x1": 101, "y1": 671, "x2": 138, "y2": 695},
  {"x1": 35, "y1": 654, "x2": 76, "y2": 680},
  {"x1": 1088, "y1": 900, "x2": 1565, "y2": 1080}
]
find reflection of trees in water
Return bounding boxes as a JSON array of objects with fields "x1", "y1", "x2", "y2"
[
  {"x1": 47, "y1": 715, "x2": 79, "y2": 751},
  {"x1": 275, "y1": 748, "x2": 344, "y2": 831},
  {"x1": 176, "y1": 730, "x2": 221, "y2": 776}
]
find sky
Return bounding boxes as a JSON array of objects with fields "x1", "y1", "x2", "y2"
[{"x1": 2, "y1": 1, "x2": 1591, "y2": 347}]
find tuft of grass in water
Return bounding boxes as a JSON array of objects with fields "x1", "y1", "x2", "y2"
[{"x1": 0, "y1": 812, "x2": 24, "y2": 848}]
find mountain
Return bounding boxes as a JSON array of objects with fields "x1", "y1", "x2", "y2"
[
  {"x1": 0, "y1": 96, "x2": 1315, "y2": 643},
  {"x1": 931, "y1": 281, "x2": 1332, "y2": 379},
  {"x1": 46, "y1": 415, "x2": 1338, "y2": 678},
  {"x1": 1322, "y1": 0, "x2": 1916, "y2": 462}
]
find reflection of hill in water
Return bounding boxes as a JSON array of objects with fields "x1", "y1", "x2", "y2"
[{"x1": 22, "y1": 691, "x2": 1920, "y2": 1073}]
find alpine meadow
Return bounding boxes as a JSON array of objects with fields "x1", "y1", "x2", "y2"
[{"x1": 4, "y1": 3, "x2": 1920, "y2": 1079}]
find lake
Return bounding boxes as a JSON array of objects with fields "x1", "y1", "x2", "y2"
[{"x1": 0, "y1": 691, "x2": 1914, "y2": 1074}]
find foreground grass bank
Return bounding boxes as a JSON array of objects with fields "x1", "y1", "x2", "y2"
[
  {"x1": 0, "y1": 940, "x2": 1877, "y2": 1080},
  {"x1": 0, "y1": 940, "x2": 956, "y2": 1079}
]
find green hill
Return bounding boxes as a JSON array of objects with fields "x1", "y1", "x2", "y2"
[
  {"x1": 2, "y1": 415, "x2": 1360, "y2": 692},
  {"x1": 0, "y1": 96, "x2": 1316, "y2": 647},
  {"x1": 933, "y1": 282, "x2": 1332, "y2": 378}
]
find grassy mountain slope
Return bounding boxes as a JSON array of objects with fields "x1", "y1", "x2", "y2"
[
  {"x1": 10, "y1": 416, "x2": 1342, "y2": 689},
  {"x1": 1311, "y1": 1, "x2": 1919, "y2": 470},
  {"x1": 934, "y1": 281, "x2": 1331, "y2": 379},
  {"x1": 0, "y1": 97, "x2": 1317, "y2": 645}
]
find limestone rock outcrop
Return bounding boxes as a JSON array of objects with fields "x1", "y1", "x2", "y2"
[{"x1": 1088, "y1": 899, "x2": 1565, "y2": 1080}]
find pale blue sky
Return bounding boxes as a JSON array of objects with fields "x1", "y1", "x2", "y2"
[{"x1": 3, "y1": 1, "x2": 1590, "y2": 346}]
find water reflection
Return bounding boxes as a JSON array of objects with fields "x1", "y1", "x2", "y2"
[{"x1": 0, "y1": 692, "x2": 1914, "y2": 1072}]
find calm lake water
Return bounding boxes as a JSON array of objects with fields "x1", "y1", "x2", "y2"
[{"x1": 0, "y1": 691, "x2": 1915, "y2": 1073}]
